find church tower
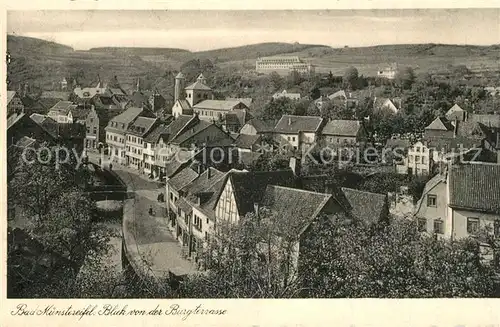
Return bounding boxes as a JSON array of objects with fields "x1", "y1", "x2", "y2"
[
  {"x1": 196, "y1": 73, "x2": 206, "y2": 85},
  {"x1": 174, "y1": 72, "x2": 185, "y2": 103}
]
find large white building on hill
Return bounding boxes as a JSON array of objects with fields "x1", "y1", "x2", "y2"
[{"x1": 255, "y1": 56, "x2": 315, "y2": 76}]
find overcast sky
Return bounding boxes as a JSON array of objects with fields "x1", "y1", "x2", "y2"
[{"x1": 7, "y1": 10, "x2": 500, "y2": 51}]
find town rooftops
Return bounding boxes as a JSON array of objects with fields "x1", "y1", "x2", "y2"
[
  {"x1": 181, "y1": 167, "x2": 225, "y2": 197},
  {"x1": 74, "y1": 86, "x2": 107, "y2": 99},
  {"x1": 341, "y1": 188, "x2": 388, "y2": 226},
  {"x1": 177, "y1": 99, "x2": 191, "y2": 110},
  {"x1": 144, "y1": 115, "x2": 197, "y2": 144},
  {"x1": 449, "y1": 163, "x2": 500, "y2": 214},
  {"x1": 329, "y1": 90, "x2": 347, "y2": 99},
  {"x1": 446, "y1": 104, "x2": 465, "y2": 115},
  {"x1": 425, "y1": 117, "x2": 455, "y2": 131},
  {"x1": 424, "y1": 137, "x2": 480, "y2": 152},
  {"x1": 235, "y1": 134, "x2": 261, "y2": 150},
  {"x1": 48, "y1": 101, "x2": 78, "y2": 115},
  {"x1": 385, "y1": 138, "x2": 411, "y2": 149},
  {"x1": 225, "y1": 98, "x2": 253, "y2": 108},
  {"x1": 274, "y1": 115, "x2": 323, "y2": 134},
  {"x1": 225, "y1": 109, "x2": 252, "y2": 129},
  {"x1": 168, "y1": 166, "x2": 199, "y2": 191},
  {"x1": 40, "y1": 91, "x2": 70, "y2": 100},
  {"x1": 469, "y1": 113, "x2": 500, "y2": 128},
  {"x1": 7, "y1": 91, "x2": 16, "y2": 105},
  {"x1": 106, "y1": 107, "x2": 144, "y2": 129},
  {"x1": 261, "y1": 185, "x2": 333, "y2": 237},
  {"x1": 243, "y1": 118, "x2": 274, "y2": 134},
  {"x1": 478, "y1": 123, "x2": 500, "y2": 149},
  {"x1": 193, "y1": 100, "x2": 245, "y2": 111},
  {"x1": 70, "y1": 107, "x2": 92, "y2": 121},
  {"x1": 126, "y1": 117, "x2": 158, "y2": 137},
  {"x1": 169, "y1": 120, "x2": 213, "y2": 145},
  {"x1": 214, "y1": 169, "x2": 296, "y2": 215},
  {"x1": 185, "y1": 81, "x2": 212, "y2": 91},
  {"x1": 322, "y1": 119, "x2": 362, "y2": 136}
]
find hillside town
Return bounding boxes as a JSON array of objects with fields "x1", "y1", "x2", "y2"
[{"x1": 7, "y1": 37, "x2": 500, "y2": 297}]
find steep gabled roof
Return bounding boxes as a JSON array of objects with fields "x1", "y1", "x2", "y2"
[
  {"x1": 169, "y1": 120, "x2": 213, "y2": 145},
  {"x1": 168, "y1": 166, "x2": 199, "y2": 191},
  {"x1": 261, "y1": 185, "x2": 333, "y2": 237},
  {"x1": 449, "y1": 163, "x2": 500, "y2": 214},
  {"x1": 110, "y1": 106, "x2": 143, "y2": 124},
  {"x1": 322, "y1": 119, "x2": 362, "y2": 136},
  {"x1": 243, "y1": 118, "x2": 273, "y2": 133},
  {"x1": 214, "y1": 170, "x2": 296, "y2": 215},
  {"x1": 126, "y1": 117, "x2": 158, "y2": 137},
  {"x1": 177, "y1": 99, "x2": 191, "y2": 110},
  {"x1": 425, "y1": 117, "x2": 455, "y2": 131},
  {"x1": 341, "y1": 188, "x2": 388, "y2": 225},
  {"x1": 274, "y1": 115, "x2": 323, "y2": 134},
  {"x1": 446, "y1": 104, "x2": 465, "y2": 115},
  {"x1": 234, "y1": 134, "x2": 261, "y2": 149}
]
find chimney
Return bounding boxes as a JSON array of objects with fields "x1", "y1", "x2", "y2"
[
  {"x1": 453, "y1": 119, "x2": 459, "y2": 138},
  {"x1": 289, "y1": 156, "x2": 300, "y2": 177},
  {"x1": 288, "y1": 117, "x2": 292, "y2": 126},
  {"x1": 197, "y1": 196, "x2": 201, "y2": 206},
  {"x1": 197, "y1": 163, "x2": 203, "y2": 175},
  {"x1": 207, "y1": 167, "x2": 211, "y2": 179},
  {"x1": 253, "y1": 202, "x2": 260, "y2": 219}
]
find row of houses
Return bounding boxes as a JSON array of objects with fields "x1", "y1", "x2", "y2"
[
  {"x1": 104, "y1": 105, "x2": 238, "y2": 179},
  {"x1": 164, "y1": 157, "x2": 390, "y2": 266},
  {"x1": 391, "y1": 106, "x2": 500, "y2": 176}
]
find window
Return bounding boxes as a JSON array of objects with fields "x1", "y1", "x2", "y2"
[
  {"x1": 292, "y1": 136, "x2": 296, "y2": 142},
  {"x1": 417, "y1": 218, "x2": 427, "y2": 232},
  {"x1": 433, "y1": 220, "x2": 444, "y2": 234},
  {"x1": 416, "y1": 146, "x2": 421, "y2": 152},
  {"x1": 408, "y1": 155, "x2": 413, "y2": 163},
  {"x1": 90, "y1": 118, "x2": 93, "y2": 123},
  {"x1": 421, "y1": 169, "x2": 428, "y2": 175},
  {"x1": 93, "y1": 127, "x2": 97, "y2": 134},
  {"x1": 494, "y1": 220, "x2": 500, "y2": 237},
  {"x1": 422, "y1": 156, "x2": 427, "y2": 164},
  {"x1": 427, "y1": 194, "x2": 437, "y2": 207},
  {"x1": 205, "y1": 232, "x2": 208, "y2": 241},
  {"x1": 415, "y1": 155, "x2": 420, "y2": 163},
  {"x1": 467, "y1": 217, "x2": 480, "y2": 235},
  {"x1": 194, "y1": 215, "x2": 202, "y2": 231},
  {"x1": 177, "y1": 207, "x2": 181, "y2": 216}
]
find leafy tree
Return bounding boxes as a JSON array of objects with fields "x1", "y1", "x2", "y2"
[
  {"x1": 300, "y1": 217, "x2": 497, "y2": 297},
  {"x1": 286, "y1": 70, "x2": 303, "y2": 87},
  {"x1": 395, "y1": 66, "x2": 416, "y2": 90},
  {"x1": 309, "y1": 86, "x2": 321, "y2": 100},
  {"x1": 268, "y1": 72, "x2": 284, "y2": 92},
  {"x1": 183, "y1": 207, "x2": 302, "y2": 298},
  {"x1": 343, "y1": 66, "x2": 359, "y2": 90},
  {"x1": 261, "y1": 97, "x2": 296, "y2": 122},
  {"x1": 7, "y1": 147, "x2": 113, "y2": 297}
]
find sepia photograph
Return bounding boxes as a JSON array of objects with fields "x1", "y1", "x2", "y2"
[{"x1": 5, "y1": 8, "x2": 500, "y2": 300}]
